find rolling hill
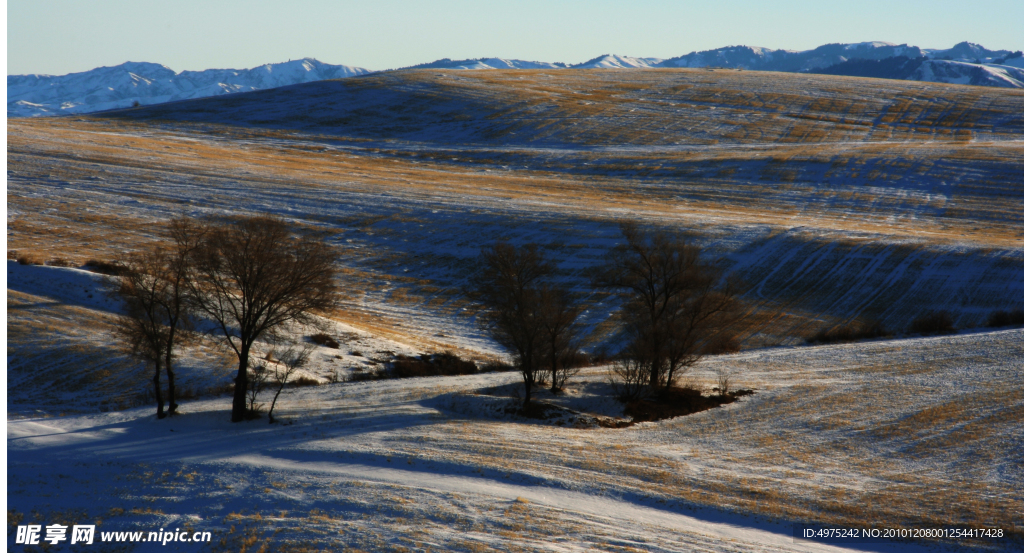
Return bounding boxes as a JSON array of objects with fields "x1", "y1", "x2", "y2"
[
  {"x1": 9, "y1": 68, "x2": 1024, "y2": 341},
  {"x1": 8, "y1": 66, "x2": 1024, "y2": 551},
  {"x1": 9, "y1": 41, "x2": 1022, "y2": 118}
]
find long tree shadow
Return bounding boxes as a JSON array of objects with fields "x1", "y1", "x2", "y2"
[
  {"x1": 7, "y1": 261, "x2": 124, "y2": 317},
  {"x1": 6, "y1": 396, "x2": 445, "y2": 466}
]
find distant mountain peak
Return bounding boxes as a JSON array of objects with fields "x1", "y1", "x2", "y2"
[
  {"x1": 8, "y1": 58, "x2": 372, "y2": 117},
  {"x1": 572, "y1": 54, "x2": 663, "y2": 69},
  {"x1": 399, "y1": 57, "x2": 567, "y2": 70},
  {"x1": 844, "y1": 41, "x2": 897, "y2": 50},
  {"x1": 10, "y1": 40, "x2": 1023, "y2": 118}
]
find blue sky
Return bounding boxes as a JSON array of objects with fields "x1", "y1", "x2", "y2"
[{"x1": 7, "y1": 0, "x2": 1023, "y2": 75}]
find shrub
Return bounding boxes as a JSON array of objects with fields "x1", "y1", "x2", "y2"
[
  {"x1": 714, "y1": 369, "x2": 731, "y2": 396},
  {"x1": 174, "y1": 381, "x2": 235, "y2": 400},
  {"x1": 479, "y1": 360, "x2": 515, "y2": 372},
  {"x1": 391, "y1": 351, "x2": 477, "y2": 378},
  {"x1": 612, "y1": 355, "x2": 651, "y2": 401},
  {"x1": 433, "y1": 351, "x2": 479, "y2": 375},
  {"x1": 84, "y1": 259, "x2": 130, "y2": 276},
  {"x1": 705, "y1": 332, "x2": 742, "y2": 354},
  {"x1": 570, "y1": 350, "x2": 613, "y2": 367},
  {"x1": 310, "y1": 333, "x2": 340, "y2": 348},
  {"x1": 806, "y1": 320, "x2": 890, "y2": 344},
  {"x1": 347, "y1": 366, "x2": 387, "y2": 382},
  {"x1": 987, "y1": 309, "x2": 1024, "y2": 328},
  {"x1": 46, "y1": 257, "x2": 75, "y2": 267},
  {"x1": 207, "y1": 381, "x2": 236, "y2": 396},
  {"x1": 386, "y1": 357, "x2": 418, "y2": 377},
  {"x1": 16, "y1": 253, "x2": 44, "y2": 266},
  {"x1": 326, "y1": 369, "x2": 341, "y2": 383},
  {"x1": 908, "y1": 311, "x2": 956, "y2": 335},
  {"x1": 290, "y1": 376, "x2": 321, "y2": 388},
  {"x1": 348, "y1": 351, "x2": 479, "y2": 380}
]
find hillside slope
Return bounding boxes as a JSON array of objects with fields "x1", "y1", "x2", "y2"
[
  {"x1": 107, "y1": 68, "x2": 1024, "y2": 145},
  {"x1": 8, "y1": 65, "x2": 1024, "y2": 553},
  {"x1": 9, "y1": 69, "x2": 1024, "y2": 345}
]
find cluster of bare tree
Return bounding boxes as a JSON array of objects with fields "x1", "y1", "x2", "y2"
[
  {"x1": 116, "y1": 215, "x2": 740, "y2": 419},
  {"x1": 471, "y1": 222, "x2": 744, "y2": 406},
  {"x1": 112, "y1": 215, "x2": 340, "y2": 422},
  {"x1": 596, "y1": 222, "x2": 744, "y2": 399},
  {"x1": 470, "y1": 243, "x2": 588, "y2": 406}
]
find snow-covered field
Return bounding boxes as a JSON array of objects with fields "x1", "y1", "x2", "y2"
[
  {"x1": 8, "y1": 261, "x2": 1023, "y2": 550},
  {"x1": 7, "y1": 69, "x2": 1024, "y2": 550}
]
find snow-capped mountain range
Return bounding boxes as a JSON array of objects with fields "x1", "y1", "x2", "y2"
[
  {"x1": 7, "y1": 58, "x2": 370, "y2": 117},
  {"x1": 401, "y1": 57, "x2": 569, "y2": 70},
  {"x1": 656, "y1": 41, "x2": 1024, "y2": 88},
  {"x1": 8, "y1": 42, "x2": 1023, "y2": 117}
]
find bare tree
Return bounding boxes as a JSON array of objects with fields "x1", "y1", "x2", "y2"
[
  {"x1": 111, "y1": 241, "x2": 195, "y2": 419},
  {"x1": 612, "y1": 340, "x2": 654, "y2": 401},
  {"x1": 183, "y1": 215, "x2": 340, "y2": 422},
  {"x1": 245, "y1": 359, "x2": 270, "y2": 415},
  {"x1": 470, "y1": 242, "x2": 552, "y2": 407},
  {"x1": 537, "y1": 285, "x2": 587, "y2": 393},
  {"x1": 661, "y1": 271, "x2": 742, "y2": 386},
  {"x1": 160, "y1": 218, "x2": 205, "y2": 414},
  {"x1": 112, "y1": 252, "x2": 172, "y2": 419},
  {"x1": 266, "y1": 344, "x2": 314, "y2": 424},
  {"x1": 596, "y1": 222, "x2": 743, "y2": 392}
]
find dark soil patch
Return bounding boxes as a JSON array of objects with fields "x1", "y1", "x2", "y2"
[
  {"x1": 624, "y1": 386, "x2": 754, "y2": 423},
  {"x1": 501, "y1": 400, "x2": 618, "y2": 429}
]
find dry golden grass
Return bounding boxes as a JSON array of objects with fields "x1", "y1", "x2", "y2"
[
  {"x1": 10, "y1": 116, "x2": 1024, "y2": 255},
  {"x1": 7, "y1": 74, "x2": 1023, "y2": 546}
]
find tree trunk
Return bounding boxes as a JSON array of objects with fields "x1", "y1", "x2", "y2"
[
  {"x1": 523, "y1": 370, "x2": 534, "y2": 407},
  {"x1": 164, "y1": 347, "x2": 177, "y2": 416},
  {"x1": 268, "y1": 383, "x2": 284, "y2": 424},
  {"x1": 648, "y1": 331, "x2": 663, "y2": 389},
  {"x1": 231, "y1": 344, "x2": 250, "y2": 422},
  {"x1": 165, "y1": 365, "x2": 177, "y2": 416},
  {"x1": 665, "y1": 359, "x2": 681, "y2": 390},
  {"x1": 550, "y1": 358, "x2": 559, "y2": 393},
  {"x1": 153, "y1": 359, "x2": 166, "y2": 419}
]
